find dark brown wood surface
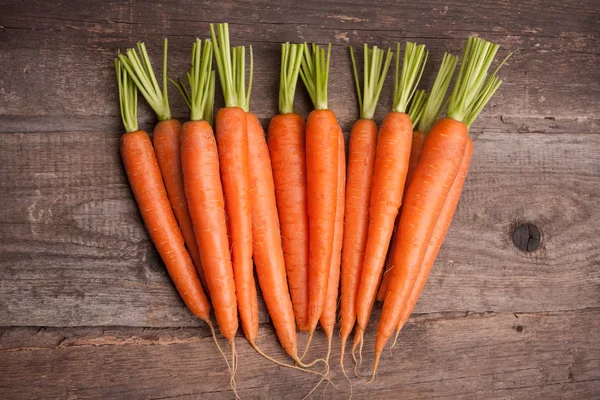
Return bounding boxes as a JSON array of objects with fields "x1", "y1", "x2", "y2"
[{"x1": 1, "y1": 0, "x2": 599, "y2": 398}]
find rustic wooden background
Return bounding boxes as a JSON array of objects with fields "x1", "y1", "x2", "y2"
[{"x1": 1, "y1": 0, "x2": 599, "y2": 399}]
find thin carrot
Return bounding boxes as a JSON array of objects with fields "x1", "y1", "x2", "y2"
[
  {"x1": 210, "y1": 23, "x2": 259, "y2": 344},
  {"x1": 118, "y1": 39, "x2": 208, "y2": 291},
  {"x1": 268, "y1": 43, "x2": 310, "y2": 332},
  {"x1": 299, "y1": 42, "x2": 340, "y2": 346},
  {"x1": 339, "y1": 44, "x2": 392, "y2": 380},
  {"x1": 319, "y1": 125, "x2": 346, "y2": 361},
  {"x1": 373, "y1": 37, "x2": 510, "y2": 380},
  {"x1": 377, "y1": 89, "x2": 428, "y2": 302},
  {"x1": 115, "y1": 56, "x2": 211, "y2": 324},
  {"x1": 352, "y1": 42, "x2": 428, "y2": 360}
]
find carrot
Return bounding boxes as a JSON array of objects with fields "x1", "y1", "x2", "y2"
[
  {"x1": 268, "y1": 43, "x2": 310, "y2": 332},
  {"x1": 352, "y1": 42, "x2": 428, "y2": 360},
  {"x1": 373, "y1": 37, "x2": 510, "y2": 380},
  {"x1": 118, "y1": 39, "x2": 208, "y2": 291},
  {"x1": 299, "y1": 43, "x2": 340, "y2": 346},
  {"x1": 210, "y1": 23, "x2": 259, "y2": 345},
  {"x1": 319, "y1": 125, "x2": 346, "y2": 360},
  {"x1": 377, "y1": 89, "x2": 428, "y2": 302},
  {"x1": 339, "y1": 44, "x2": 392, "y2": 379}
]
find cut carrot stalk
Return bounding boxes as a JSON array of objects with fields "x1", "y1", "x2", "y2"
[
  {"x1": 340, "y1": 43, "x2": 392, "y2": 385},
  {"x1": 352, "y1": 41, "x2": 428, "y2": 366},
  {"x1": 268, "y1": 43, "x2": 310, "y2": 332},
  {"x1": 210, "y1": 23, "x2": 258, "y2": 347},
  {"x1": 373, "y1": 37, "x2": 510, "y2": 381},
  {"x1": 118, "y1": 39, "x2": 208, "y2": 291}
]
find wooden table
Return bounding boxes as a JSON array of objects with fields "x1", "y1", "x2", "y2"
[{"x1": 1, "y1": 1, "x2": 599, "y2": 399}]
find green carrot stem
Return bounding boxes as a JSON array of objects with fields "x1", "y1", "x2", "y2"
[
  {"x1": 417, "y1": 52, "x2": 459, "y2": 133},
  {"x1": 170, "y1": 38, "x2": 215, "y2": 124},
  {"x1": 350, "y1": 44, "x2": 393, "y2": 120},
  {"x1": 210, "y1": 23, "x2": 252, "y2": 111},
  {"x1": 392, "y1": 42, "x2": 428, "y2": 113},
  {"x1": 115, "y1": 56, "x2": 138, "y2": 133},
  {"x1": 447, "y1": 36, "x2": 509, "y2": 124},
  {"x1": 299, "y1": 42, "x2": 331, "y2": 110},
  {"x1": 278, "y1": 43, "x2": 304, "y2": 114},
  {"x1": 408, "y1": 89, "x2": 427, "y2": 129},
  {"x1": 117, "y1": 38, "x2": 171, "y2": 121}
]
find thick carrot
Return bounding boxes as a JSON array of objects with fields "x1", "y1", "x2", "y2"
[
  {"x1": 268, "y1": 43, "x2": 310, "y2": 332},
  {"x1": 211, "y1": 23, "x2": 258, "y2": 344},
  {"x1": 118, "y1": 39, "x2": 208, "y2": 291},
  {"x1": 299, "y1": 43, "x2": 340, "y2": 338},
  {"x1": 353, "y1": 42, "x2": 428, "y2": 351},
  {"x1": 373, "y1": 37, "x2": 510, "y2": 379},
  {"x1": 340, "y1": 44, "x2": 392, "y2": 375},
  {"x1": 392, "y1": 138, "x2": 473, "y2": 337},
  {"x1": 319, "y1": 126, "x2": 346, "y2": 358},
  {"x1": 115, "y1": 58, "x2": 210, "y2": 323},
  {"x1": 247, "y1": 112, "x2": 299, "y2": 359}
]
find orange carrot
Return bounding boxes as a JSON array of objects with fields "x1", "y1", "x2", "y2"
[
  {"x1": 268, "y1": 43, "x2": 310, "y2": 332},
  {"x1": 211, "y1": 23, "x2": 258, "y2": 344},
  {"x1": 118, "y1": 39, "x2": 208, "y2": 291},
  {"x1": 374, "y1": 37, "x2": 510, "y2": 379},
  {"x1": 319, "y1": 125, "x2": 346, "y2": 360},
  {"x1": 115, "y1": 59, "x2": 211, "y2": 323},
  {"x1": 377, "y1": 90, "x2": 428, "y2": 302},
  {"x1": 299, "y1": 43, "x2": 340, "y2": 341},
  {"x1": 353, "y1": 42, "x2": 428, "y2": 356},
  {"x1": 339, "y1": 44, "x2": 392, "y2": 377}
]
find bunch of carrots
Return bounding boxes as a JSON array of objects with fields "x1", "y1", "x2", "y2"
[{"x1": 115, "y1": 23, "x2": 509, "y2": 397}]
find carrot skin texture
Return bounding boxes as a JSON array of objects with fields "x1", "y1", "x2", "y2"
[
  {"x1": 305, "y1": 109, "x2": 340, "y2": 333},
  {"x1": 355, "y1": 112, "x2": 413, "y2": 332},
  {"x1": 339, "y1": 119, "x2": 378, "y2": 340},
  {"x1": 376, "y1": 117, "x2": 468, "y2": 356},
  {"x1": 152, "y1": 119, "x2": 208, "y2": 291},
  {"x1": 377, "y1": 130, "x2": 426, "y2": 301},
  {"x1": 320, "y1": 127, "x2": 346, "y2": 338},
  {"x1": 120, "y1": 130, "x2": 210, "y2": 321},
  {"x1": 180, "y1": 120, "x2": 238, "y2": 340},
  {"x1": 247, "y1": 112, "x2": 299, "y2": 357},
  {"x1": 215, "y1": 107, "x2": 258, "y2": 343},
  {"x1": 395, "y1": 138, "x2": 473, "y2": 332},
  {"x1": 267, "y1": 113, "x2": 310, "y2": 332}
]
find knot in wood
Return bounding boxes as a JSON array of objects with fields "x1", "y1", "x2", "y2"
[{"x1": 512, "y1": 223, "x2": 541, "y2": 252}]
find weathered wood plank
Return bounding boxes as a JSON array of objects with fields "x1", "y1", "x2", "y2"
[
  {"x1": 0, "y1": 130, "x2": 599, "y2": 327},
  {"x1": 1, "y1": 309, "x2": 598, "y2": 399},
  {"x1": 0, "y1": 0, "x2": 598, "y2": 133}
]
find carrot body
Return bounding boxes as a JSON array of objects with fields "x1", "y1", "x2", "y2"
[
  {"x1": 395, "y1": 138, "x2": 473, "y2": 332},
  {"x1": 121, "y1": 130, "x2": 210, "y2": 321},
  {"x1": 305, "y1": 109, "x2": 340, "y2": 333},
  {"x1": 180, "y1": 120, "x2": 238, "y2": 340},
  {"x1": 214, "y1": 107, "x2": 258, "y2": 343},
  {"x1": 354, "y1": 112, "x2": 413, "y2": 334},
  {"x1": 376, "y1": 117, "x2": 468, "y2": 359},
  {"x1": 247, "y1": 112, "x2": 298, "y2": 357},
  {"x1": 377, "y1": 130, "x2": 426, "y2": 301},
  {"x1": 339, "y1": 119, "x2": 377, "y2": 341},
  {"x1": 152, "y1": 119, "x2": 208, "y2": 291},
  {"x1": 320, "y1": 127, "x2": 346, "y2": 338},
  {"x1": 267, "y1": 113, "x2": 310, "y2": 332}
]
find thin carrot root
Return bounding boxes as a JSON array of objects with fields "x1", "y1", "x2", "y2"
[
  {"x1": 250, "y1": 341, "x2": 330, "y2": 380},
  {"x1": 391, "y1": 327, "x2": 402, "y2": 350},
  {"x1": 340, "y1": 336, "x2": 353, "y2": 399},
  {"x1": 301, "y1": 359, "x2": 331, "y2": 400},
  {"x1": 324, "y1": 335, "x2": 332, "y2": 365},
  {"x1": 300, "y1": 331, "x2": 314, "y2": 361},
  {"x1": 351, "y1": 328, "x2": 364, "y2": 378},
  {"x1": 230, "y1": 339, "x2": 240, "y2": 399},
  {"x1": 207, "y1": 320, "x2": 234, "y2": 374},
  {"x1": 366, "y1": 351, "x2": 381, "y2": 385}
]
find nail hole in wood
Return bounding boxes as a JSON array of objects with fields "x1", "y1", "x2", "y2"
[{"x1": 512, "y1": 223, "x2": 541, "y2": 252}]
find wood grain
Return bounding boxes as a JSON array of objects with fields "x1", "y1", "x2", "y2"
[{"x1": 1, "y1": 309, "x2": 599, "y2": 399}]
